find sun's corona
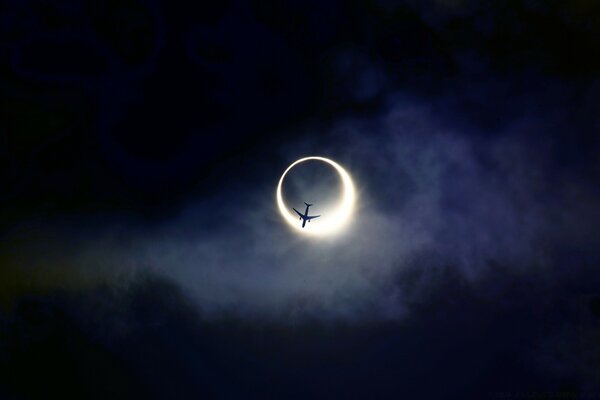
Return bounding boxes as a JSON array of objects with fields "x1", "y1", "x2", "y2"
[{"x1": 276, "y1": 156, "x2": 355, "y2": 236}]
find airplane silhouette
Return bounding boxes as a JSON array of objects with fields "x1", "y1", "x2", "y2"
[{"x1": 293, "y1": 202, "x2": 321, "y2": 228}]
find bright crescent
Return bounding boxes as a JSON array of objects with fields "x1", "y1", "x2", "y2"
[{"x1": 276, "y1": 156, "x2": 355, "y2": 236}]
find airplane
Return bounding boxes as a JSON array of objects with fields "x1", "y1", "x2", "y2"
[{"x1": 293, "y1": 202, "x2": 320, "y2": 228}]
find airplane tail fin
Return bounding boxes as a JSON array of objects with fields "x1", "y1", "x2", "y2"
[{"x1": 304, "y1": 202, "x2": 313, "y2": 207}]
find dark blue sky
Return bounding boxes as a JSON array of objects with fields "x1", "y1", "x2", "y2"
[{"x1": 0, "y1": 0, "x2": 599, "y2": 398}]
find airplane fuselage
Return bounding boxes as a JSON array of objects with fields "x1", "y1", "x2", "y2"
[{"x1": 301, "y1": 205, "x2": 311, "y2": 228}]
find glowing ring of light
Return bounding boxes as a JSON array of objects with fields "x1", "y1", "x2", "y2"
[{"x1": 276, "y1": 156, "x2": 355, "y2": 236}]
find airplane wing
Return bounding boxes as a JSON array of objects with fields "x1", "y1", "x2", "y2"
[
  {"x1": 293, "y1": 208, "x2": 304, "y2": 218},
  {"x1": 305, "y1": 215, "x2": 320, "y2": 221}
]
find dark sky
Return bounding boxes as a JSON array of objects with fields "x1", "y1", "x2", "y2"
[{"x1": 1, "y1": 0, "x2": 600, "y2": 399}]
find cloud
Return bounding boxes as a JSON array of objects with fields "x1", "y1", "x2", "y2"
[
  {"x1": 4, "y1": 93, "x2": 598, "y2": 323},
  {"x1": 57, "y1": 96, "x2": 591, "y2": 322}
]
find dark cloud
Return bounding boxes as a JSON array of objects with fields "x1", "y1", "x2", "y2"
[{"x1": 53, "y1": 96, "x2": 592, "y2": 321}]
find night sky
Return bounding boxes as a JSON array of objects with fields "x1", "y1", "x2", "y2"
[{"x1": 1, "y1": 1, "x2": 600, "y2": 399}]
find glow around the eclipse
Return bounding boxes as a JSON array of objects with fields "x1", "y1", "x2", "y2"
[{"x1": 276, "y1": 156, "x2": 355, "y2": 236}]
